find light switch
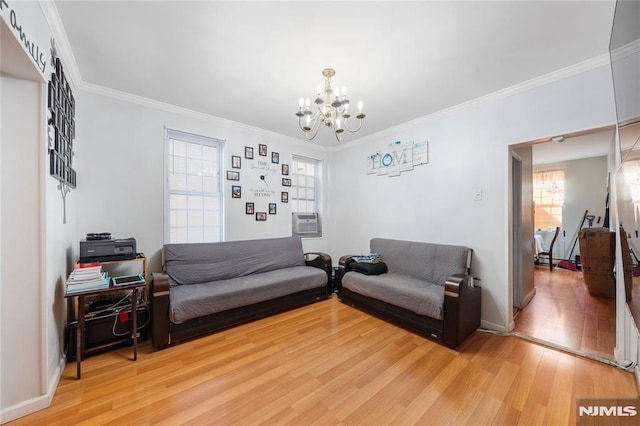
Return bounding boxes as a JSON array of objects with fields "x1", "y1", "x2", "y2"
[{"x1": 473, "y1": 189, "x2": 482, "y2": 201}]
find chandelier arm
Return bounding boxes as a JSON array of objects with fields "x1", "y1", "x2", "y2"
[
  {"x1": 303, "y1": 111, "x2": 324, "y2": 140},
  {"x1": 341, "y1": 118, "x2": 364, "y2": 133}
]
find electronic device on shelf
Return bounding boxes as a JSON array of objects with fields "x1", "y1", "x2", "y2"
[
  {"x1": 112, "y1": 274, "x2": 145, "y2": 287},
  {"x1": 79, "y1": 237, "x2": 137, "y2": 262}
]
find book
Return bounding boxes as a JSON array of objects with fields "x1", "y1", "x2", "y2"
[
  {"x1": 65, "y1": 273, "x2": 110, "y2": 294},
  {"x1": 76, "y1": 261, "x2": 101, "y2": 269},
  {"x1": 73, "y1": 262, "x2": 102, "y2": 275},
  {"x1": 67, "y1": 272, "x2": 108, "y2": 286},
  {"x1": 67, "y1": 270, "x2": 104, "y2": 283}
]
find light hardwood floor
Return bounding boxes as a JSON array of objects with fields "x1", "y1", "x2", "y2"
[
  {"x1": 514, "y1": 266, "x2": 616, "y2": 359},
  {"x1": 13, "y1": 297, "x2": 637, "y2": 425}
]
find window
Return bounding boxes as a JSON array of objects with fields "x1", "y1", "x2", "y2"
[
  {"x1": 533, "y1": 170, "x2": 564, "y2": 231},
  {"x1": 166, "y1": 129, "x2": 223, "y2": 243},
  {"x1": 291, "y1": 155, "x2": 321, "y2": 237}
]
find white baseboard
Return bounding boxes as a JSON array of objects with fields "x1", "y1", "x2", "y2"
[
  {"x1": 0, "y1": 355, "x2": 64, "y2": 424},
  {"x1": 521, "y1": 287, "x2": 536, "y2": 308},
  {"x1": 480, "y1": 319, "x2": 510, "y2": 333}
]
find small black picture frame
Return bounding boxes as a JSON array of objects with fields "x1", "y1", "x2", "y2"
[
  {"x1": 282, "y1": 164, "x2": 289, "y2": 175},
  {"x1": 246, "y1": 202, "x2": 254, "y2": 214},
  {"x1": 259, "y1": 144, "x2": 267, "y2": 156},
  {"x1": 227, "y1": 170, "x2": 240, "y2": 181},
  {"x1": 271, "y1": 152, "x2": 279, "y2": 164},
  {"x1": 232, "y1": 185, "x2": 241, "y2": 198},
  {"x1": 244, "y1": 146, "x2": 254, "y2": 159},
  {"x1": 256, "y1": 212, "x2": 267, "y2": 221},
  {"x1": 282, "y1": 178, "x2": 292, "y2": 187},
  {"x1": 232, "y1": 155, "x2": 241, "y2": 169},
  {"x1": 281, "y1": 192, "x2": 288, "y2": 203},
  {"x1": 269, "y1": 203, "x2": 277, "y2": 215}
]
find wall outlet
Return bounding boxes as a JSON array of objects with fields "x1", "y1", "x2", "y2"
[{"x1": 473, "y1": 189, "x2": 482, "y2": 201}]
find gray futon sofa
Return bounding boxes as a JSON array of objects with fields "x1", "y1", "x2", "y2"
[
  {"x1": 337, "y1": 238, "x2": 481, "y2": 348},
  {"x1": 150, "y1": 236, "x2": 331, "y2": 349}
]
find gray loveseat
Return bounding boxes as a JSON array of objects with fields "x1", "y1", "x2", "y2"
[
  {"x1": 150, "y1": 236, "x2": 331, "y2": 349},
  {"x1": 336, "y1": 238, "x2": 480, "y2": 348}
]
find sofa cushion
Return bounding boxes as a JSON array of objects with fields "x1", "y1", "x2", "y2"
[
  {"x1": 370, "y1": 238, "x2": 470, "y2": 287},
  {"x1": 169, "y1": 265, "x2": 327, "y2": 324},
  {"x1": 164, "y1": 237, "x2": 306, "y2": 286},
  {"x1": 342, "y1": 271, "x2": 444, "y2": 320}
]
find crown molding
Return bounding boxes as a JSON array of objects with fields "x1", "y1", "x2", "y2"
[
  {"x1": 610, "y1": 38, "x2": 640, "y2": 61},
  {"x1": 37, "y1": 0, "x2": 611, "y2": 155},
  {"x1": 330, "y1": 53, "x2": 612, "y2": 152},
  {"x1": 38, "y1": 0, "x2": 82, "y2": 91},
  {"x1": 37, "y1": 1, "x2": 322, "y2": 151}
]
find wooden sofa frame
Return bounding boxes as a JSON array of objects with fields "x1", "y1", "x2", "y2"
[
  {"x1": 336, "y1": 255, "x2": 481, "y2": 349},
  {"x1": 150, "y1": 252, "x2": 332, "y2": 349}
]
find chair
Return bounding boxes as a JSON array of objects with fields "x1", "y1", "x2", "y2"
[{"x1": 537, "y1": 226, "x2": 560, "y2": 271}]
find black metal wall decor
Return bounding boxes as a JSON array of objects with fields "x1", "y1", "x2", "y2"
[
  {"x1": 47, "y1": 44, "x2": 76, "y2": 223},
  {"x1": 47, "y1": 56, "x2": 76, "y2": 187}
]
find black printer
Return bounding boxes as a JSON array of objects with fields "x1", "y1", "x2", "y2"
[{"x1": 79, "y1": 237, "x2": 137, "y2": 262}]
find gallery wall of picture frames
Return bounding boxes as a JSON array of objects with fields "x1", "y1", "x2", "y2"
[
  {"x1": 47, "y1": 56, "x2": 76, "y2": 188},
  {"x1": 228, "y1": 143, "x2": 289, "y2": 221}
]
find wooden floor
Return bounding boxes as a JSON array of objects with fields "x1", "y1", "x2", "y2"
[
  {"x1": 514, "y1": 266, "x2": 616, "y2": 359},
  {"x1": 13, "y1": 298, "x2": 637, "y2": 425}
]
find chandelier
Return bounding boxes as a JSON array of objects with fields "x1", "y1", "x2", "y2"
[{"x1": 295, "y1": 68, "x2": 365, "y2": 142}]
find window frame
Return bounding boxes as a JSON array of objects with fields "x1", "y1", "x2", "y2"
[
  {"x1": 533, "y1": 170, "x2": 564, "y2": 231},
  {"x1": 164, "y1": 129, "x2": 224, "y2": 244},
  {"x1": 290, "y1": 154, "x2": 322, "y2": 238}
]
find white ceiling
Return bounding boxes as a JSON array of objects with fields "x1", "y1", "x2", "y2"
[
  {"x1": 532, "y1": 129, "x2": 613, "y2": 165},
  {"x1": 54, "y1": 1, "x2": 616, "y2": 146}
]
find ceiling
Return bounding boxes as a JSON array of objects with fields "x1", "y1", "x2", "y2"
[
  {"x1": 532, "y1": 129, "x2": 613, "y2": 165},
  {"x1": 54, "y1": 1, "x2": 616, "y2": 146}
]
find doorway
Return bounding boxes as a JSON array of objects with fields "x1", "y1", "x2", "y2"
[{"x1": 509, "y1": 126, "x2": 616, "y2": 359}]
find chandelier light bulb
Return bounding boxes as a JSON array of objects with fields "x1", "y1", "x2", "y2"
[
  {"x1": 342, "y1": 87, "x2": 347, "y2": 96},
  {"x1": 305, "y1": 98, "x2": 310, "y2": 107},
  {"x1": 298, "y1": 98, "x2": 304, "y2": 108},
  {"x1": 335, "y1": 88, "x2": 340, "y2": 97},
  {"x1": 358, "y1": 101, "x2": 363, "y2": 113},
  {"x1": 317, "y1": 85, "x2": 322, "y2": 95}
]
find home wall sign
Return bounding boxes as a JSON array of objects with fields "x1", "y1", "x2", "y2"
[{"x1": 367, "y1": 140, "x2": 429, "y2": 177}]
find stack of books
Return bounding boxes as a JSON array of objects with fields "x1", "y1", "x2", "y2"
[{"x1": 66, "y1": 262, "x2": 110, "y2": 294}]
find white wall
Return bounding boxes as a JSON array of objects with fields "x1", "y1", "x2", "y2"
[
  {"x1": 0, "y1": 75, "x2": 43, "y2": 415},
  {"x1": 0, "y1": 3, "x2": 76, "y2": 422},
  {"x1": 74, "y1": 91, "x2": 330, "y2": 273},
  {"x1": 328, "y1": 64, "x2": 617, "y2": 331}
]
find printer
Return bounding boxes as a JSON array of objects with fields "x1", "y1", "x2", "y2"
[{"x1": 79, "y1": 237, "x2": 137, "y2": 262}]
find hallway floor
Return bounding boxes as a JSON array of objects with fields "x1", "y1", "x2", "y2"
[{"x1": 514, "y1": 266, "x2": 616, "y2": 359}]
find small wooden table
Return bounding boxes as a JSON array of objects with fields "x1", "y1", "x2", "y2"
[{"x1": 64, "y1": 280, "x2": 147, "y2": 379}]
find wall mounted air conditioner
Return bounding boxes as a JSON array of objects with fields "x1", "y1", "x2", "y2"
[{"x1": 292, "y1": 213, "x2": 321, "y2": 237}]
